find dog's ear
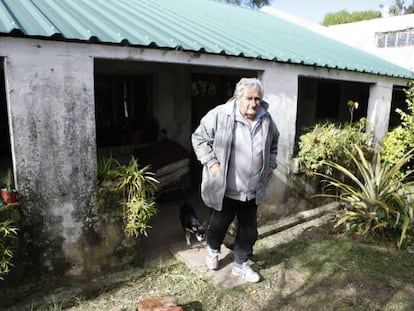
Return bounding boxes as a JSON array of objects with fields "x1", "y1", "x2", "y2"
[{"x1": 202, "y1": 221, "x2": 207, "y2": 227}]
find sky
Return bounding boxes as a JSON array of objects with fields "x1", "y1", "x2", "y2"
[{"x1": 271, "y1": 0, "x2": 397, "y2": 24}]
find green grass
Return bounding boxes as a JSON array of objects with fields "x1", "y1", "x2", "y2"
[{"x1": 36, "y1": 223, "x2": 414, "y2": 311}]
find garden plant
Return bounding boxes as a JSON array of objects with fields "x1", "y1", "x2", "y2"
[
  {"x1": 381, "y1": 80, "x2": 414, "y2": 170},
  {"x1": 296, "y1": 118, "x2": 373, "y2": 177},
  {"x1": 298, "y1": 80, "x2": 414, "y2": 249},
  {"x1": 95, "y1": 156, "x2": 159, "y2": 238},
  {"x1": 314, "y1": 145, "x2": 414, "y2": 248},
  {"x1": 0, "y1": 218, "x2": 18, "y2": 280}
]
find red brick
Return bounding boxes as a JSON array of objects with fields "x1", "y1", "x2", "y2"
[
  {"x1": 149, "y1": 308, "x2": 183, "y2": 311},
  {"x1": 137, "y1": 297, "x2": 178, "y2": 311}
]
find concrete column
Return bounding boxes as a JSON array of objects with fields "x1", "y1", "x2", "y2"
[
  {"x1": 260, "y1": 66, "x2": 299, "y2": 216},
  {"x1": 261, "y1": 66, "x2": 298, "y2": 168},
  {"x1": 367, "y1": 81, "x2": 393, "y2": 147}
]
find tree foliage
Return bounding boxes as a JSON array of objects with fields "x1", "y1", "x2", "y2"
[
  {"x1": 221, "y1": 0, "x2": 272, "y2": 9},
  {"x1": 388, "y1": 0, "x2": 414, "y2": 15},
  {"x1": 322, "y1": 9, "x2": 381, "y2": 26},
  {"x1": 322, "y1": 0, "x2": 414, "y2": 25}
]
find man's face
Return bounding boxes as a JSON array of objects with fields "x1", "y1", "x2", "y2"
[{"x1": 238, "y1": 87, "x2": 262, "y2": 121}]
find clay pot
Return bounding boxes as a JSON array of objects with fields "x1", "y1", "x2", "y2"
[{"x1": 0, "y1": 189, "x2": 18, "y2": 204}]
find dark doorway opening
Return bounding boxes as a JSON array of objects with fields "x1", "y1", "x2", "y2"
[
  {"x1": 296, "y1": 77, "x2": 370, "y2": 147},
  {"x1": 389, "y1": 85, "x2": 408, "y2": 129}
]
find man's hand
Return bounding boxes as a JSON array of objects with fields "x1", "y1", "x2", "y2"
[{"x1": 209, "y1": 162, "x2": 220, "y2": 175}]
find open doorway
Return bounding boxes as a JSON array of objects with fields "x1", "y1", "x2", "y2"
[
  {"x1": 389, "y1": 84, "x2": 409, "y2": 129},
  {"x1": 94, "y1": 60, "x2": 191, "y2": 198},
  {"x1": 296, "y1": 77, "x2": 370, "y2": 146}
]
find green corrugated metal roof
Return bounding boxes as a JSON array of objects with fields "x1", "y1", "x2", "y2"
[{"x1": 0, "y1": 0, "x2": 412, "y2": 78}]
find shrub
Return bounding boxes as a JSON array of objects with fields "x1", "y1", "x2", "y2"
[
  {"x1": 296, "y1": 119, "x2": 373, "y2": 176},
  {"x1": 381, "y1": 80, "x2": 414, "y2": 170}
]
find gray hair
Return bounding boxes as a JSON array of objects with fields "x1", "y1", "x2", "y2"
[{"x1": 234, "y1": 78, "x2": 264, "y2": 100}]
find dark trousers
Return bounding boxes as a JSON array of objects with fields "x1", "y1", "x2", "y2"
[{"x1": 207, "y1": 196, "x2": 258, "y2": 264}]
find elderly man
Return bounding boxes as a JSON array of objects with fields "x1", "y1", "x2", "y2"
[{"x1": 192, "y1": 77, "x2": 279, "y2": 283}]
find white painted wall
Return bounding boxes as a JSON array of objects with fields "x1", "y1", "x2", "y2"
[{"x1": 262, "y1": 7, "x2": 414, "y2": 72}]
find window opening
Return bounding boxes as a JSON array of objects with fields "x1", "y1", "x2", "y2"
[{"x1": 376, "y1": 28, "x2": 414, "y2": 48}]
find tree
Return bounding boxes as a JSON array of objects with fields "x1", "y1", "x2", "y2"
[
  {"x1": 388, "y1": 0, "x2": 414, "y2": 15},
  {"x1": 221, "y1": 0, "x2": 272, "y2": 9},
  {"x1": 322, "y1": 9, "x2": 381, "y2": 26}
]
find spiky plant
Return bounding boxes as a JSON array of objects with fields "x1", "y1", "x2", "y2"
[
  {"x1": 113, "y1": 157, "x2": 159, "y2": 237},
  {"x1": 0, "y1": 219, "x2": 18, "y2": 280},
  {"x1": 314, "y1": 145, "x2": 414, "y2": 248},
  {"x1": 96, "y1": 156, "x2": 159, "y2": 238}
]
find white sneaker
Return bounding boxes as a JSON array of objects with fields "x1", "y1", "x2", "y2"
[
  {"x1": 232, "y1": 262, "x2": 260, "y2": 283},
  {"x1": 206, "y1": 246, "x2": 219, "y2": 270}
]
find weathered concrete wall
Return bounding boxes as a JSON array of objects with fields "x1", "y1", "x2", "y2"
[
  {"x1": 2, "y1": 39, "x2": 101, "y2": 278},
  {"x1": 0, "y1": 40, "x2": 142, "y2": 285},
  {"x1": 0, "y1": 37, "x2": 408, "y2": 287}
]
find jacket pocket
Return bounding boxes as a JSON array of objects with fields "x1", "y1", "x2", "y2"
[{"x1": 201, "y1": 166, "x2": 225, "y2": 207}]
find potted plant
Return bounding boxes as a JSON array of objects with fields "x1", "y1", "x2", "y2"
[{"x1": 1, "y1": 170, "x2": 18, "y2": 204}]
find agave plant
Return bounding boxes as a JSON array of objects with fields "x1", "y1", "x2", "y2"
[{"x1": 314, "y1": 145, "x2": 414, "y2": 248}]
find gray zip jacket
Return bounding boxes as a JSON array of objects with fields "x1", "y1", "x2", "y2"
[{"x1": 191, "y1": 98, "x2": 279, "y2": 211}]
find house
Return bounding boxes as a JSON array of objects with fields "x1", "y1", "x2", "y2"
[
  {"x1": 327, "y1": 14, "x2": 414, "y2": 72},
  {"x1": 326, "y1": 14, "x2": 414, "y2": 128},
  {"x1": 0, "y1": 0, "x2": 412, "y2": 292}
]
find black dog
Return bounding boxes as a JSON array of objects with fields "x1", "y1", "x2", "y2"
[{"x1": 179, "y1": 202, "x2": 206, "y2": 246}]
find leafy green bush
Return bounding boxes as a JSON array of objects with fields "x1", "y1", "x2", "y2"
[
  {"x1": 296, "y1": 119, "x2": 373, "y2": 176},
  {"x1": 315, "y1": 145, "x2": 414, "y2": 249},
  {"x1": 381, "y1": 80, "x2": 414, "y2": 170},
  {"x1": 96, "y1": 157, "x2": 159, "y2": 238}
]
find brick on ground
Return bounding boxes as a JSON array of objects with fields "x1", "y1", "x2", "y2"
[{"x1": 137, "y1": 296, "x2": 184, "y2": 311}]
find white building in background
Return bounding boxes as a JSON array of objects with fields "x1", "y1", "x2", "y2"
[
  {"x1": 262, "y1": 7, "x2": 414, "y2": 71},
  {"x1": 326, "y1": 14, "x2": 414, "y2": 71}
]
